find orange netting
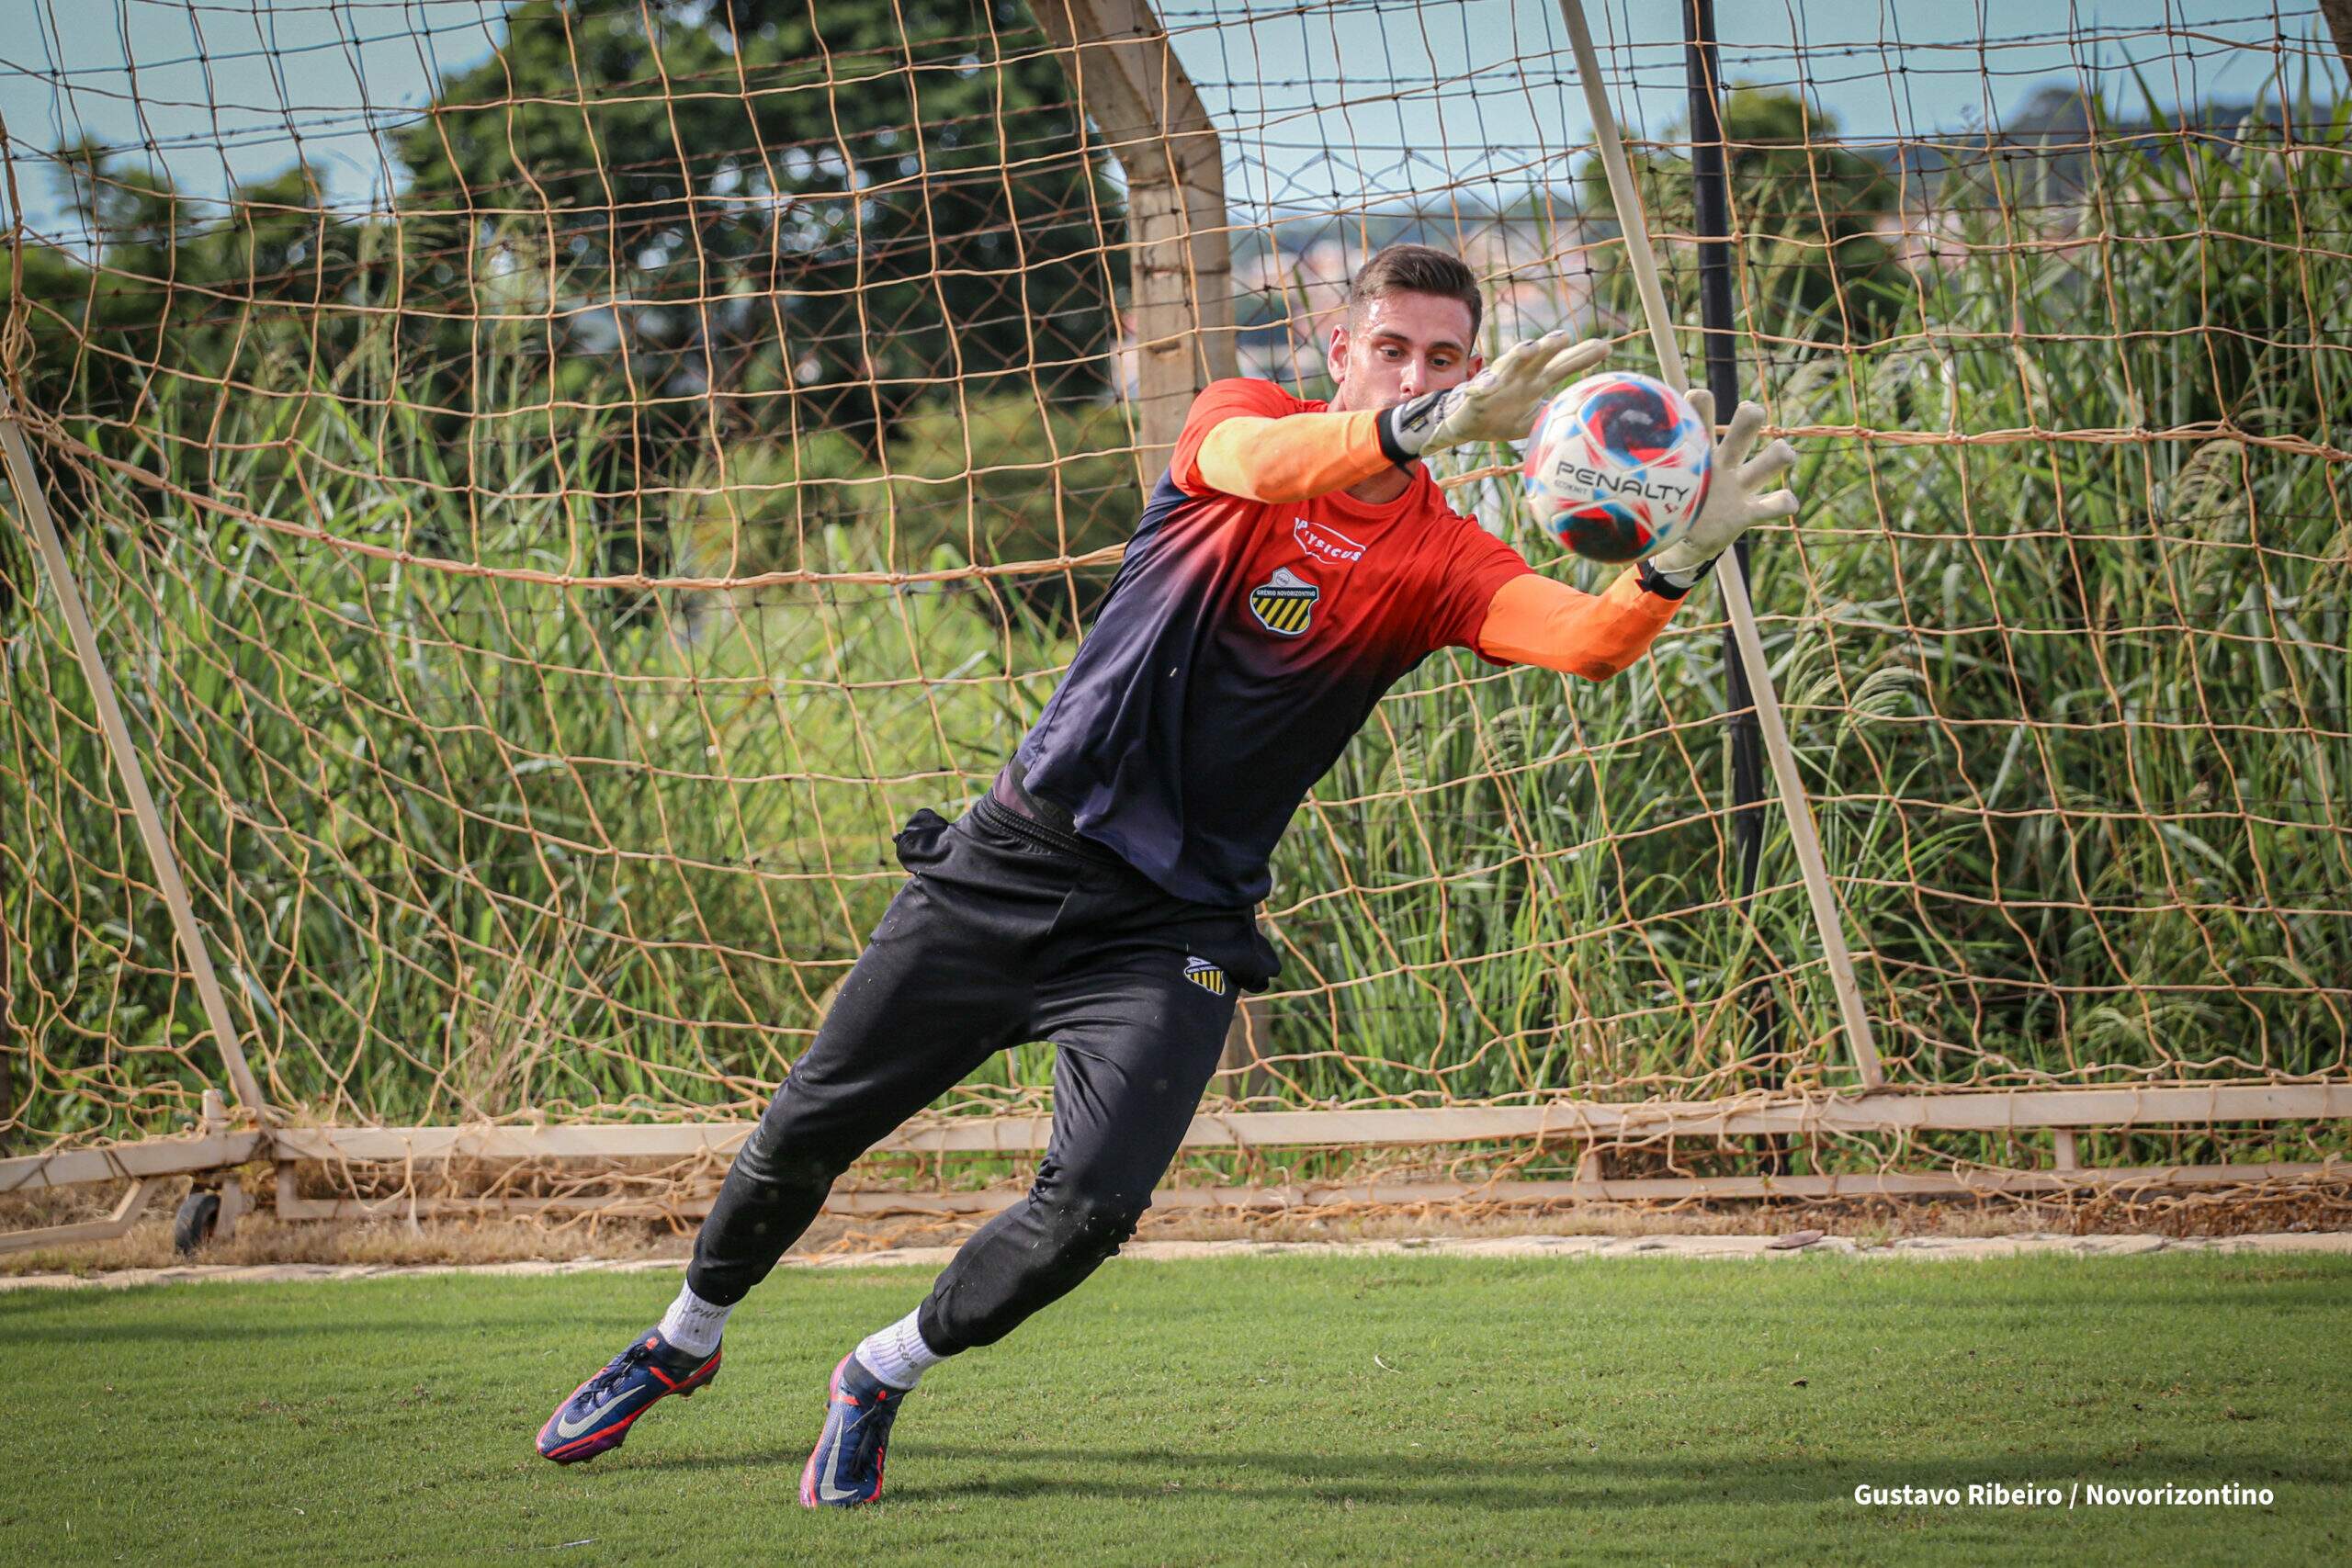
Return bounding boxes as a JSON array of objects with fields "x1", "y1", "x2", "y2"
[{"x1": 0, "y1": 2, "x2": 2345, "y2": 1188}]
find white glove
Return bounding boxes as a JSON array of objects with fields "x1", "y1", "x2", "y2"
[
  {"x1": 1645, "y1": 387, "x2": 1799, "y2": 583},
  {"x1": 1377, "y1": 331, "x2": 1610, "y2": 462}
]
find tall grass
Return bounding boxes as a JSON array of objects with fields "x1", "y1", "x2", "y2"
[
  {"x1": 2, "y1": 91, "x2": 2346, "y2": 1155},
  {"x1": 1262, "y1": 88, "x2": 2351, "y2": 1117}
]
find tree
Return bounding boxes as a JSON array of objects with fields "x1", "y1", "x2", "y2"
[
  {"x1": 0, "y1": 144, "x2": 374, "y2": 594},
  {"x1": 393, "y1": 0, "x2": 1124, "y2": 465},
  {"x1": 1584, "y1": 86, "x2": 1905, "y2": 345}
]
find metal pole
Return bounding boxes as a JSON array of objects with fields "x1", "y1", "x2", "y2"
[
  {"x1": 0, "y1": 394, "x2": 272, "y2": 1118},
  {"x1": 1559, "y1": 0, "x2": 1883, "y2": 1088},
  {"x1": 1683, "y1": 2, "x2": 1783, "y2": 1081}
]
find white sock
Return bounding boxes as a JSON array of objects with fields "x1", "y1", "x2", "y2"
[
  {"x1": 657, "y1": 1281, "x2": 734, "y2": 1358},
  {"x1": 854, "y1": 1308, "x2": 947, "y2": 1390}
]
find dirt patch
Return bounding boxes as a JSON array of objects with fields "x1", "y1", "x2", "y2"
[
  {"x1": 6, "y1": 1228, "x2": 2348, "y2": 1293},
  {"x1": 7, "y1": 1172, "x2": 2347, "y2": 1279},
  {"x1": 15, "y1": 1142, "x2": 2349, "y2": 1282}
]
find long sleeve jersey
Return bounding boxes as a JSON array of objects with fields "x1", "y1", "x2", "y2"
[{"x1": 1012, "y1": 378, "x2": 1685, "y2": 907}]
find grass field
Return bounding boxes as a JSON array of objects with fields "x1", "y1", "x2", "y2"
[{"x1": 4, "y1": 1251, "x2": 2347, "y2": 1565}]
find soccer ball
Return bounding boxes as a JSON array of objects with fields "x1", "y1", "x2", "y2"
[{"x1": 1521, "y1": 372, "x2": 1713, "y2": 562}]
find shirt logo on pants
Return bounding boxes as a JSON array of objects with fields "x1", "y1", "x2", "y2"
[
  {"x1": 1183, "y1": 956, "x2": 1228, "y2": 996},
  {"x1": 1249, "y1": 566, "x2": 1318, "y2": 637}
]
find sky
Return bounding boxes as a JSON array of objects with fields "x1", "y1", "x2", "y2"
[{"x1": 0, "y1": 0, "x2": 2338, "y2": 237}]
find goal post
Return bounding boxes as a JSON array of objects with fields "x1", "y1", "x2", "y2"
[
  {"x1": 0, "y1": 393, "x2": 267, "y2": 1118},
  {"x1": 1036, "y1": 0, "x2": 1239, "y2": 458}
]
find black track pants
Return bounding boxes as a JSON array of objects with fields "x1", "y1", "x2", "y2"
[{"x1": 685, "y1": 796, "x2": 1277, "y2": 1355}]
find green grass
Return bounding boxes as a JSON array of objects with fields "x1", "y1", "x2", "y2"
[{"x1": 4, "y1": 1251, "x2": 2346, "y2": 1565}]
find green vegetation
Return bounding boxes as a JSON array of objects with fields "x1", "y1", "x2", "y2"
[
  {"x1": 4, "y1": 0, "x2": 1118, "y2": 545},
  {"x1": 390, "y1": 0, "x2": 1118, "y2": 460},
  {"x1": 1, "y1": 45, "x2": 2346, "y2": 1157},
  {"x1": 1582, "y1": 86, "x2": 1907, "y2": 340},
  {"x1": 2, "y1": 1251, "x2": 2346, "y2": 1564}
]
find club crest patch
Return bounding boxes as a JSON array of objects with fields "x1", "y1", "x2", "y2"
[
  {"x1": 1249, "y1": 566, "x2": 1318, "y2": 637},
  {"x1": 1183, "y1": 956, "x2": 1228, "y2": 996}
]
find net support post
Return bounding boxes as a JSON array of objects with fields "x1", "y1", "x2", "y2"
[
  {"x1": 0, "y1": 394, "x2": 271, "y2": 1119},
  {"x1": 2322, "y1": 3, "x2": 2352, "y2": 73},
  {"x1": 1038, "y1": 0, "x2": 1237, "y2": 469},
  {"x1": 1556, "y1": 0, "x2": 1884, "y2": 1089},
  {"x1": 1683, "y1": 0, "x2": 1787, "y2": 1113}
]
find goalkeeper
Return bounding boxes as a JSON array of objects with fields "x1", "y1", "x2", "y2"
[{"x1": 534, "y1": 244, "x2": 1796, "y2": 1504}]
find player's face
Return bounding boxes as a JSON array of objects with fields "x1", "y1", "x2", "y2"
[{"x1": 1326, "y1": 292, "x2": 1482, "y2": 413}]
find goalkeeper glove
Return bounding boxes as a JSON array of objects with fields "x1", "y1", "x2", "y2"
[
  {"x1": 1375, "y1": 331, "x2": 1610, "y2": 463},
  {"x1": 1644, "y1": 387, "x2": 1799, "y2": 587}
]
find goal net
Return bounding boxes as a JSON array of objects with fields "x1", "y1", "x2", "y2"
[{"x1": 2, "y1": 1, "x2": 2346, "y2": 1202}]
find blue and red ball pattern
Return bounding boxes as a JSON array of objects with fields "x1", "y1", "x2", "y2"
[{"x1": 1521, "y1": 372, "x2": 1713, "y2": 563}]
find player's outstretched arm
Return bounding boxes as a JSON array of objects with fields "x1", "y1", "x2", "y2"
[
  {"x1": 1474, "y1": 392, "x2": 1802, "y2": 679},
  {"x1": 1187, "y1": 333, "x2": 1611, "y2": 504},
  {"x1": 1472, "y1": 567, "x2": 1686, "y2": 681},
  {"x1": 1642, "y1": 389, "x2": 1798, "y2": 587},
  {"x1": 1193, "y1": 407, "x2": 1397, "y2": 502},
  {"x1": 1382, "y1": 331, "x2": 1608, "y2": 460}
]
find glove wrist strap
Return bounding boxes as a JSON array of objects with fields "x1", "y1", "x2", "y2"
[
  {"x1": 1638, "y1": 552, "x2": 1716, "y2": 600},
  {"x1": 1377, "y1": 392, "x2": 1443, "y2": 464}
]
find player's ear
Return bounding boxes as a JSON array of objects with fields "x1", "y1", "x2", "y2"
[
  {"x1": 1465, "y1": 351, "x2": 1484, "y2": 378},
  {"x1": 1326, "y1": 323, "x2": 1350, "y2": 389}
]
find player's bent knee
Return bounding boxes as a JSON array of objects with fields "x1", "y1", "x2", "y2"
[
  {"x1": 1045, "y1": 1190, "x2": 1149, "y2": 1265},
  {"x1": 732, "y1": 1126, "x2": 849, "y2": 1196},
  {"x1": 915, "y1": 1188, "x2": 1155, "y2": 1353}
]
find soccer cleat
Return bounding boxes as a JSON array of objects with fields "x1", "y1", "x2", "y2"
[
  {"x1": 799, "y1": 1352, "x2": 908, "y2": 1507},
  {"x1": 536, "y1": 1326, "x2": 720, "y2": 1464}
]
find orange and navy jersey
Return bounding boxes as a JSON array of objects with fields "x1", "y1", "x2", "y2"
[{"x1": 1013, "y1": 378, "x2": 1536, "y2": 908}]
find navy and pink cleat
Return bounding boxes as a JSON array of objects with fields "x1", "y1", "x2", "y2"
[
  {"x1": 799, "y1": 1352, "x2": 908, "y2": 1507},
  {"x1": 536, "y1": 1326, "x2": 720, "y2": 1464}
]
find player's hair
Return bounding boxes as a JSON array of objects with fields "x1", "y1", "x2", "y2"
[{"x1": 1344, "y1": 243, "x2": 1484, "y2": 344}]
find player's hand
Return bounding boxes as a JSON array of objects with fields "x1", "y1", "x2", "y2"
[
  {"x1": 1645, "y1": 388, "x2": 1798, "y2": 581},
  {"x1": 1378, "y1": 331, "x2": 1609, "y2": 460}
]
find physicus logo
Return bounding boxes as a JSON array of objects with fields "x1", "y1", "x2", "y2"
[
  {"x1": 1249, "y1": 566, "x2": 1319, "y2": 637},
  {"x1": 1292, "y1": 516, "x2": 1365, "y2": 564},
  {"x1": 1183, "y1": 956, "x2": 1228, "y2": 996}
]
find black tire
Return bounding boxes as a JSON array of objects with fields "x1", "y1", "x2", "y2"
[{"x1": 172, "y1": 1190, "x2": 221, "y2": 1257}]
